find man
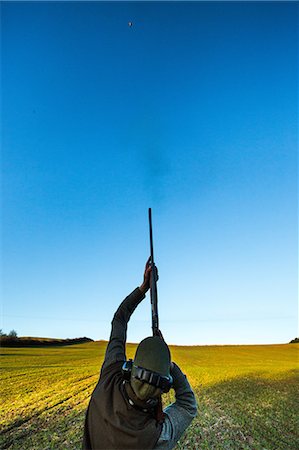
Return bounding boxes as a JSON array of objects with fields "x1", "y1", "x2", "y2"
[{"x1": 82, "y1": 259, "x2": 197, "y2": 449}]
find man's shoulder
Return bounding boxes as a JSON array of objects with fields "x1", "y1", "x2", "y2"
[
  {"x1": 91, "y1": 360, "x2": 124, "y2": 399},
  {"x1": 99, "y1": 359, "x2": 124, "y2": 381}
]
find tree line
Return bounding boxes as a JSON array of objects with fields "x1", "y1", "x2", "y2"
[{"x1": 0, "y1": 329, "x2": 93, "y2": 347}]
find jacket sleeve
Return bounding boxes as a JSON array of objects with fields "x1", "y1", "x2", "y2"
[
  {"x1": 101, "y1": 287, "x2": 145, "y2": 372},
  {"x1": 155, "y1": 362, "x2": 198, "y2": 449}
]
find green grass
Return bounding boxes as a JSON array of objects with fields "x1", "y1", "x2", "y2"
[{"x1": 1, "y1": 342, "x2": 298, "y2": 449}]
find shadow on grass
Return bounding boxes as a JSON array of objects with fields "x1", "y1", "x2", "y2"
[{"x1": 179, "y1": 369, "x2": 299, "y2": 450}]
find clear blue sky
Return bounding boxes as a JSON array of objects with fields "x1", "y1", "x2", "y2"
[{"x1": 2, "y1": 1, "x2": 298, "y2": 345}]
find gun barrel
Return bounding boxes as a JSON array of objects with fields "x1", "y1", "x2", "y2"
[
  {"x1": 149, "y1": 208, "x2": 155, "y2": 265},
  {"x1": 148, "y1": 208, "x2": 159, "y2": 335}
]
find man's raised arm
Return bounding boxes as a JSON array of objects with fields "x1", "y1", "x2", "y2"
[
  {"x1": 101, "y1": 259, "x2": 152, "y2": 372},
  {"x1": 155, "y1": 362, "x2": 198, "y2": 449}
]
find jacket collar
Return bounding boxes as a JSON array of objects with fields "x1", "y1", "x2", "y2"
[{"x1": 123, "y1": 381, "x2": 157, "y2": 412}]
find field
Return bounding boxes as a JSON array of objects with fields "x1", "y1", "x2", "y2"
[{"x1": 1, "y1": 341, "x2": 298, "y2": 449}]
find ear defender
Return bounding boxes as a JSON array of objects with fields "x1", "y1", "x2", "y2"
[
  {"x1": 133, "y1": 365, "x2": 173, "y2": 393},
  {"x1": 122, "y1": 359, "x2": 133, "y2": 381},
  {"x1": 122, "y1": 359, "x2": 173, "y2": 393}
]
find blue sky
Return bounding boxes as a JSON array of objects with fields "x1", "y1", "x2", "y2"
[{"x1": 2, "y1": 1, "x2": 298, "y2": 345}]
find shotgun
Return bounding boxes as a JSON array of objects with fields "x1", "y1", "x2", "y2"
[{"x1": 148, "y1": 208, "x2": 159, "y2": 336}]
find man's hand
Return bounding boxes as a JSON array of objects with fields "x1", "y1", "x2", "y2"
[
  {"x1": 155, "y1": 328, "x2": 165, "y2": 341},
  {"x1": 139, "y1": 257, "x2": 158, "y2": 294}
]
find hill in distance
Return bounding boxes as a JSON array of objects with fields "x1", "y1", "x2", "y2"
[{"x1": 0, "y1": 335, "x2": 94, "y2": 347}]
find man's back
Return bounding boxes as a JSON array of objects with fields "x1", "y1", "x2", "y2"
[{"x1": 83, "y1": 360, "x2": 162, "y2": 449}]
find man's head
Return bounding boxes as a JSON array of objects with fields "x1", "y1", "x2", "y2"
[{"x1": 130, "y1": 336, "x2": 171, "y2": 401}]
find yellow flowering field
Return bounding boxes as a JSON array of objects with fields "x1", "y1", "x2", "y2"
[{"x1": 1, "y1": 342, "x2": 298, "y2": 449}]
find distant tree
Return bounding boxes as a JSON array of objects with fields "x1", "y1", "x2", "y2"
[
  {"x1": 0, "y1": 329, "x2": 6, "y2": 337},
  {"x1": 8, "y1": 330, "x2": 18, "y2": 339},
  {"x1": 289, "y1": 337, "x2": 299, "y2": 344}
]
